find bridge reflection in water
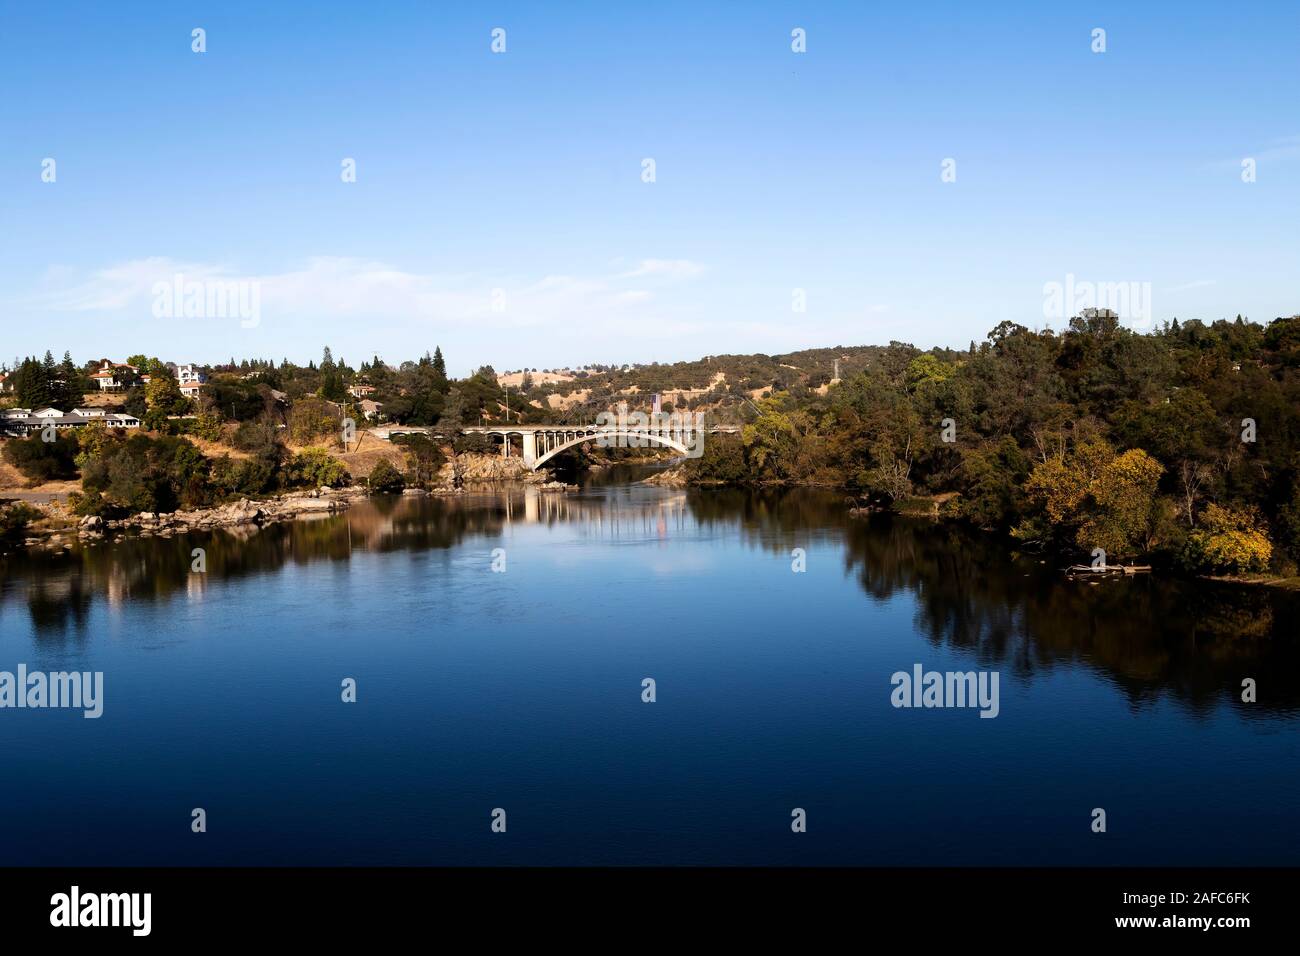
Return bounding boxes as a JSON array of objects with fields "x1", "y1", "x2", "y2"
[
  {"x1": 497, "y1": 485, "x2": 689, "y2": 538},
  {"x1": 3, "y1": 486, "x2": 1299, "y2": 716}
]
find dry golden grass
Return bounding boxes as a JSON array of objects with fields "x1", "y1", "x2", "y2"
[
  {"x1": 546, "y1": 389, "x2": 590, "y2": 409},
  {"x1": 0, "y1": 454, "x2": 80, "y2": 497},
  {"x1": 497, "y1": 370, "x2": 574, "y2": 388},
  {"x1": 332, "y1": 443, "x2": 408, "y2": 479},
  {"x1": 186, "y1": 435, "x2": 253, "y2": 460}
]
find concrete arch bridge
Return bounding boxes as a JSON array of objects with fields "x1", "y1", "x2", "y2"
[{"x1": 455, "y1": 422, "x2": 740, "y2": 470}]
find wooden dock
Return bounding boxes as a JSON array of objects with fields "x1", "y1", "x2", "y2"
[{"x1": 1064, "y1": 564, "x2": 1152, "y2": 577}]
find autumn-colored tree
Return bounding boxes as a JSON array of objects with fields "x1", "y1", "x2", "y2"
[
  {"x1": 1080, "y1": 448, "x2": 1165, "y2": 555},
  {"x1": 1015, "y1": 439, "x2": 1165, "y2": 556},
  {"x1": 1181, "y1": 503, "x2": 1272, "y2": 573}
]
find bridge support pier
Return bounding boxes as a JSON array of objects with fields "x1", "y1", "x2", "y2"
[{"x1": 521, "y1": 432, "x2": 537, "y2": 468}]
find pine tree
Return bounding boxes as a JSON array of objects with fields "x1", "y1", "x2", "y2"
[
  {"x1": 14, "y1": 356, "x2": 52, "y2": 408},
  {"x1": 57, "y1": 351, "x2": 83, "y2": 408}
]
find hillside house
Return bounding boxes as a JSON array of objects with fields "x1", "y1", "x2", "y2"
[{"x1": 88, "y1": 360, "x2": 140, "y2": 391}]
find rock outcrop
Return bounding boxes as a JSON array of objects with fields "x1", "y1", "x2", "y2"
[
  {"x1": 638, "y1": 466, "x2": 688, "y2": 487},
  {"x1": 77, "y1": 486, "x2": 368, "y2": 541},
  {"x1": 436, "y1": 453, "x2": 550, "y2": 485}
]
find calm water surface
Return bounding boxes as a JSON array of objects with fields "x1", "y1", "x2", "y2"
[{"x1": 2, "y1": 473, "x2": 1297, "y2": 865}]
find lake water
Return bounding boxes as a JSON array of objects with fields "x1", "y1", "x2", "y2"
[{"x1": 2, "y1": 474, "x2": 1297, "y2": 865}]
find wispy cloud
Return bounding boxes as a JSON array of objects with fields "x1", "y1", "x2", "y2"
[
  {"x1": 1211, "y1": 134, "x2": 1300, "y2": 170},
  {"x1": 619, "y1": 258, "x2": 707, "y2": 280},
  {"x1": 1164, "y1": 279, "x2": 1216, "y2": 293},
  {"x1": 20, "y1": 256, "x2": 709, "y2": 333}
]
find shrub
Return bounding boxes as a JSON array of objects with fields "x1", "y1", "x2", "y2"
[
  {"x1": 0, "y1": 502, "x2": 42, "y2": 544},
  {"x1": 286, "y1": 447, "x2": 351, "y2": 488},
  {"x1": 2, "y1": 432, "x2": 80, "y2": 483},
  {"x1": 367, "y1": 459, "x2": 405, "y2": 494},
  {"x1": 210, "y1": 454, "x2": 279, "y2": 498},
  {"x1": 78, "y1": 432, "x2": 213, "y2": 514},
  {"x1": 68, "y1": 489, "x2": 121, "y2": 520}
]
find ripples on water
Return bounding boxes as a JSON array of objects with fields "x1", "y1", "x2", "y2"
[{"x1": 1, "y1": 479, "x2": 1297, "y2": 865}]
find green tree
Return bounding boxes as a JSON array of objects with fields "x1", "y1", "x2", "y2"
[
  {"x1": 742, "y1": 397, "x2": 799, "y2": 480},
  {"x1": 146, "y1": 369, "x2": 187, "y2": 415}
]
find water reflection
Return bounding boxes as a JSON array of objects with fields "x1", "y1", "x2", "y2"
[
  {"x1": 2, "y1": 485, "x2": 1296, "y2": 715},
  {"x1": 842, "y1": 513, "x2": 1299, "y2": 716}
]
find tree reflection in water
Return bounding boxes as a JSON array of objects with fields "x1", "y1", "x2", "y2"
[{"x1": 2, "y1": 486, "x2": 1295, "y2": 715}]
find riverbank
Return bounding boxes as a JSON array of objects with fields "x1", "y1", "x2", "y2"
[
  {"x1": 1200, "y1": 573, "x2": 1300, "y2": 591},
  {"x1": 722, "y1": 477, "x2": 1300, "y2": 593},
  {"x1": 2, "y1": 448, "x2": 581, "y2": 553}
]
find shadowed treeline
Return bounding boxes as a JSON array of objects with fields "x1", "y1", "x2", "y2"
[{"x1": 841, "y1": 512, "x2": 1300, "y2": 717}]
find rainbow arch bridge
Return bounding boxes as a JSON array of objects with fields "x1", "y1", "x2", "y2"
[
  {"x1": 377, "y1": 422, "x2": 740, "y2": 471},
  {"x1": 460, "y1": 423, "x2": 740, "y2": 470}
]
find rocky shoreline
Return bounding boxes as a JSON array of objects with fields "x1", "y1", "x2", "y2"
[
  {"x1": 54, "y1": 478, "x2": 580, "y2": 548},
  {"x1": 74, "y1": 485, "x2": 370, "y2": 543},
  {"x1": 4, "y1": 450, "x2": 587, "y2": 552}
]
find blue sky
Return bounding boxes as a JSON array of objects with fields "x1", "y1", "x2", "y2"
[{"x1": 2, "y1": 1, "x2": 1297, "y2": 375}]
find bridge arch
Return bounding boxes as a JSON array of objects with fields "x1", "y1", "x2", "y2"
[{"x1": 532, "y1": 429, "x2": 692, "y2": 470}]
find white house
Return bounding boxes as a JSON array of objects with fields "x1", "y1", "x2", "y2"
[
  {"x1": 173, "y1": 364, "x2": 207, "y2": 398},
  {"x1": 176, "y1": 364, "x2": 206, "y2": 386},
  {"x1": 1, "y1": 407, "x2": 140, "y2": 436},
  {"x1": 89, "y1": 360, "x2": 140, "y2": 391}
]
